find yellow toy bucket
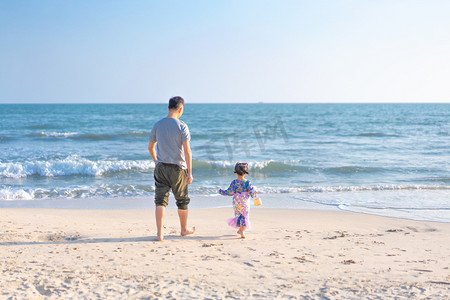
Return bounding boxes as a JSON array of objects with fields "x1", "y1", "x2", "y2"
[{"x1": 253, "y1": 197, "x2": 262, "y2": 206}]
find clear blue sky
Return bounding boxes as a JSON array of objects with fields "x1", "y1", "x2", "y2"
[{"x1": 1, "y1": 0, "x2": 449, "y2": 103}]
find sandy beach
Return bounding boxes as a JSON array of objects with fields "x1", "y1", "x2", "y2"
[{"x1": 1, "y1": 207, "x2": 449, "y2": 299}]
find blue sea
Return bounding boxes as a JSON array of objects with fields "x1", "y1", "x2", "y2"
[{"x1": 1, "y1": 103, "x2": 449, "y2": 222}]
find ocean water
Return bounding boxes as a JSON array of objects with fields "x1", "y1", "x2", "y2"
[{"x1": 0, "y1": 103, "x2": 449, "y2": 222}]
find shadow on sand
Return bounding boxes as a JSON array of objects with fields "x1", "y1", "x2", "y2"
[{"x1": 0, "y1": 234, "x2": 240, "y2": 247}]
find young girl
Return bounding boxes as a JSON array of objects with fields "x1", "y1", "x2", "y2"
[{"x1": 219, "y1": 162, "x2": 257, "y2": 238}]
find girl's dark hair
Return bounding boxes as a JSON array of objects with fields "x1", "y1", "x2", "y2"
[
  {"x1": 234, "y1": 162, "x2": 249, "y2": 175},
  {"x1": 168, "y1": 96, "x2": 184, "y2": 110}
]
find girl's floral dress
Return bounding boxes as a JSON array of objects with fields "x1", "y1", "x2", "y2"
[{"x1": 219, "y1": 179, "x2": 257, "y2": 229}]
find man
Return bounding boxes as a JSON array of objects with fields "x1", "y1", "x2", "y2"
[{"x1": 148, "y1": 96, "x2": 195, "y2": 241}]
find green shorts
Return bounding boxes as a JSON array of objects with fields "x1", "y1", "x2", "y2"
[{"x1": 154, "y1": 163, "x2": 190, "y2": 209}]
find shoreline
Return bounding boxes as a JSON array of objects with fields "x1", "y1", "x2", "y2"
[
  {"x1": 1, "y1": 192, "x2": 449, "y2": 224},
  {"x1": 1, "y1": 207, "x2": 449, "y2": 298}
]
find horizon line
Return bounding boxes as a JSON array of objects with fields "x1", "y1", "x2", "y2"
[{"x1": 1, "y1": 101, "x2": 449, "y2": 105}]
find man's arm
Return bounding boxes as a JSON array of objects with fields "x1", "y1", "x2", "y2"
[
  {"x1": 182, "y1": 140, "x2": 193, "y2": 184},
  {"x1": 148, "y1": 141, "x2": 157, "y2": 163}
]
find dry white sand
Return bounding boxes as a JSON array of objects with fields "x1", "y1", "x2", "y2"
[{"x1": 1, "y1": 207, "x2": 449, "y2": 299}]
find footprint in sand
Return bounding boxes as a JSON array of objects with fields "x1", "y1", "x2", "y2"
[
  {"x1": 386, "y1": 229, "x2": 403, "y2": 233},
  {"x1": 342, "y1": 259, "x2": 356, "y2": 265}
]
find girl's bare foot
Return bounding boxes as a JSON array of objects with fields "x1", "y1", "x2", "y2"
[
  {"x1": 181, "y1": 226, "x2": 196, "y2": 236},
  {"x1": 240, "y1": 226, "x2": 246, "y2": 238},
  {"x1": 156, "y1": 234, "x2": 164, "y2": 242}
]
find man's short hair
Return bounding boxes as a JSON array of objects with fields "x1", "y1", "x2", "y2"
[{"x1": 169, "y1": 96, "x2": 184, "y2": 110}]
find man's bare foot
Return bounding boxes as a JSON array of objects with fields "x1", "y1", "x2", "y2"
[{"x1": 181, "y1": 226, "x2": 196, "y2": 236}]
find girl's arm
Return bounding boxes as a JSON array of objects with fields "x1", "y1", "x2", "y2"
[
  {"x1": 219, "y1": 181, "x2": 235, "y2": 196},
  {"x1": 247, "y1": 181, "x2": 257, "y2": 198}
]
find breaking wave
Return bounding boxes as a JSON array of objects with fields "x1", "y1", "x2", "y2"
[
  {"x1": 27, "y1": 131, "x2": 150, "y2": 140},
  {"x1": 193, "y1": 160, "x2": 389, "y2": 174},
  {"x1": 0, "y1": 184, "x2": 155, "y2": 201},
  {"x1": 1, "y1": 183, "x2": 448, "y2": 201},
  {"x1": 0, "y1": 156, "x2": 155, "y2": 178},
  {"x1": 1, "y1": 157, "x2": 436, "y2": 178}
]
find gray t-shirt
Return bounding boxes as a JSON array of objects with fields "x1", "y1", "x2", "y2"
[{"x1": 149, "y1": 118, "x2": 191, "y2": 169}]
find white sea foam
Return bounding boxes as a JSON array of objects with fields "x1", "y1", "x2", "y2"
[
  {"x1": 0, "y1": 188, "x2": 35, "y2": 201},
  {"x1": 39, "y1": 132, "x2": 79, "y2": 137},
  {"x1": 3, "y1": 183, "x2": 447, "y2": 201},
  {"x1": 257, "y1": 184, "x2": 450, "y2": 194},
  {"x1": 31, "y1": 131, "x2": 149, "y2": 139},
  {"x1": 0, "y1": 156, "x2": 155, "y2": 178},
  {"x1": 195, "y1": 160, "x2": 392, "y2": 174},
  {"x1": 294, "y1": 188, "x2": 450, "y2": 222},
  {"x1": 200, "y1": 159, "x2": 309, "y2": 171},
  {"x1": 0, "y1": 184, "x2": 156, "y2": 201},
  {"x1": 204, "y1": 160, "x2": 274, "y2": 170}
]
